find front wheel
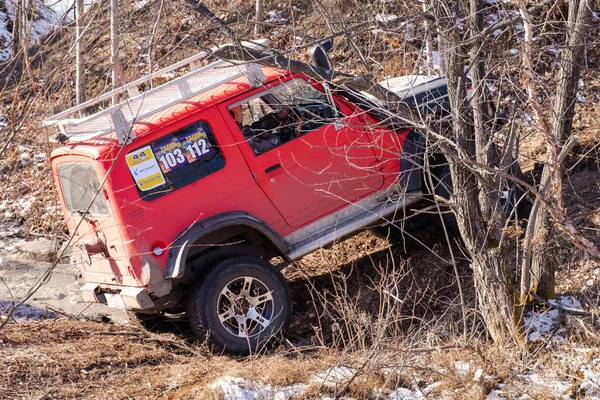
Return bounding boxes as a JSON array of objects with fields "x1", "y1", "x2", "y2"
[{"x1": 187, "y1": 256, "x2": 291, "y2": 355}]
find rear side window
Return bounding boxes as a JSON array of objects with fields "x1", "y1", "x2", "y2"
[
  {"x1": 57, "y1": 162, "x2": 109, "y2": 216},
  {"x1": 127, "y1": 121, "x2": 225, "y2": 201}
]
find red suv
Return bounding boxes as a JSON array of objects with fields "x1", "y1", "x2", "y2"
[{"x1": 46, "y1": 42, "x2": 445, "y2": 354}]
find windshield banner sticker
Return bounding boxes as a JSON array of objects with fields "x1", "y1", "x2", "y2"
[
  {"x1": 126, "y1": 146, "x2": 166, "y2": 191},
  {"x1": 152, "y1": 127, "x2": 215, "y2": 173}
]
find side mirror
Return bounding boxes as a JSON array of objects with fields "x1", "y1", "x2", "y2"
[{"x1": 308, "y1": 39, "x2": 334, "y2": 70}]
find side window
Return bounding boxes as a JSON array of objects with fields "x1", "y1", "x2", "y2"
[
  {"x1": 128, "y1": 121, "x2": 225, "y2": 201},
  {"x1": 228, "y1": 78, "x2": 338, "y2": 156}
]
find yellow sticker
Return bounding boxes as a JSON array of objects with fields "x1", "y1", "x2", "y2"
[
  {"x1": 126, "y1": 145, "x2": 166, "y2": 191},
  {"x1": 126, "y1": 147, "x2": 153, "y2": 167},
  {"x1": 137, "y1": 172, "x2": 166, "y2": 191}
]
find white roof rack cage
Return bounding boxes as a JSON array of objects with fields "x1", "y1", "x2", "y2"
[{"x1": 44, "y1": 39, "x2": 269, "y2": 144}]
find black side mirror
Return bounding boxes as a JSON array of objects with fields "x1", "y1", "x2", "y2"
[{"x1": 308, "y1": 39, "x2": 334, "y2": 70}]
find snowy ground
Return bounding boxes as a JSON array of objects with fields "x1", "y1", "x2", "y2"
[
  {"x1": 0, "y1": 0, "x2": 62, "y2": 62},
  {"x1": 0, "y1": 223, "x2": 127, "y2": 324}
]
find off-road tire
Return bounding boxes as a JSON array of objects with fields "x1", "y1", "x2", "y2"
[{"x1": 187, "y1": 256, "x2": 291, "y2": 355}]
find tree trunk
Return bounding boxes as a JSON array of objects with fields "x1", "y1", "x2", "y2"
[
  {"x1": 255, "y1": 0, "x2": 263, "y2": 36},
  {"x1": 76, "y1": 0, "x2": 85, "y2": 105},
  {"x1": 526, "y1": 0, "x2": 593, "y2": 299},
  {"x1": 111, "y1": 0, "x2": 120, "y2": 104},
  {"x1": 12, "y1": 0, "x2": 22, "y2": 56},
  {"x1": 442, "y1": 9, "x2": 521, "y2": 344},
  {"x1": 422, "y1": 1, "x2": 434, "y2": 73}
]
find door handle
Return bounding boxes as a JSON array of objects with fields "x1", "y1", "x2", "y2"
[{"x1": 264, "y1": 164, "x2": 281, "y2": 174}]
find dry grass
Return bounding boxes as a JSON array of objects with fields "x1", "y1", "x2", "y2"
[{"x1": 0, "y1": 318, "x2": 337, "y2": 399}]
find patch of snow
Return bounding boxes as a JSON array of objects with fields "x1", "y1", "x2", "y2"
[
  {"x1": 493, "y1": 29, "x2": 503, "y2": 37},
  {"x1": 375, "y1": 13, "x2": 400, "y2": 24},
  {"x1": 389, "y1": 387, "x2": 421, "y2": 400},
  {"x1": 403, "y1": 23, "x2": 415, "y2": 40},
  {"x1": 210, "y1": 376, "x2": 306, "y2": 400},
  {"x1": 313, "y1": 366, "x2": 355, "y2": 388},
  {"x1": 487, "y1": 13, "x2": 499, "y2": 25},
  {"x1": 547, "y1": 47, "x2": 561, "y2": 55},
  {"x1": 487, "y1": 389, "x2": 505, "y2": 399},
  {"x1": 580, "y1": 364, "x2": 600, "y2": 396},
  {"x1": 0, "y1": 0, "x2": 63, "y2": 61},
  {"x1": 0, "y1": 300, "x2": 56, "y2": 322},
  {"x1": 387, "y1": 382, "x2": 442, "y2": 400},
  {"x1": 2, "y1": 196, "x2": 35, "y2": 218},
  {"x1": 510, "y1": 48, "x2": 519, "y2": 55},
  {"x1": 576, "y1": 92, "x2": 586, "y2": 103},
  {"x1": 523, "y1": 372, "x2": 571, "y2": 396},
  {"x1": 552, "y1": 296, "x2": 583, "y2": 310},
  {"x1": 267, "y1": 10, "x2": 286, "y2": 24},
  {"x1": 454, "y1": 360, "x2": 470, "y2": 378},
  {"x1": 133, "y1": 0, "x2": 150, "y2": 10},
  {"x1": 524, "y1": 308, "x2": 559, "y2": 342},
  {"x1": 33, "y1": 153, "x2": 47, "y2": 162}
]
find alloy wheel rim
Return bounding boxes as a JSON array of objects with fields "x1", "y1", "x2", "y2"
[{"x1": 217, "y1": 276, "x2": 275, "y2": 338}]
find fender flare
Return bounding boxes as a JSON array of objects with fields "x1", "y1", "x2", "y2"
[
  {"x1": 399, "y1": 130, "x2": 425, "y2": 192},
  {"x1": 164, "y1": 211, "x2": 290, "y2": 279}
]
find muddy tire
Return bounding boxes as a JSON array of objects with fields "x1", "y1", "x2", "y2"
[{"x1": 187, "y1": 256, "x2": 291, "y2": 355}]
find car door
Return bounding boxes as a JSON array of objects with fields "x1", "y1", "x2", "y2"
[{"x1": 223, "y1": 77, "x2": 384, "y2": 228}]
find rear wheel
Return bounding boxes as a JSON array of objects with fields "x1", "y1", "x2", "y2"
[{"x1": 187, "y1": 256, "x2": 291, "y2": 355}]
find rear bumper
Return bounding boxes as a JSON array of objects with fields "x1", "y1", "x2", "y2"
[{"x1": 80, "y1": 282, "x2": 154, "y2": 310}]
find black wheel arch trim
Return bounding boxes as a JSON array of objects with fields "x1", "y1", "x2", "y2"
[
  {"x1": 399, "y1": 130, "x2": 425, "y2": 192},
  {"x1": 164, "y1": 211, "x2": 291, "y2": 279}
]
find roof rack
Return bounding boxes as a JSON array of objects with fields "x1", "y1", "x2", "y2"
[{"x1": 44, "y1": 39, "x2": 269, "y2": 144}]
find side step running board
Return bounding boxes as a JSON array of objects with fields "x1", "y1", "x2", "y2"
[{"x1": 285, "y1": 189, "x2": 423, "y2": 260}]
